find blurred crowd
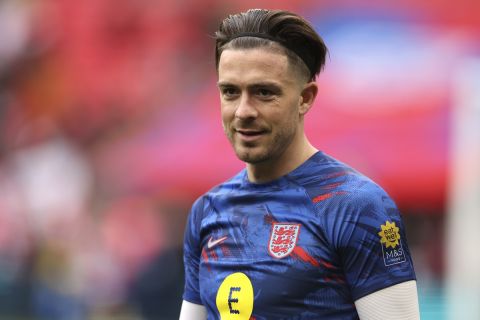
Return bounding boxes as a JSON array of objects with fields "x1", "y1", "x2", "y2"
[
  {"x1": 0, "y1": 0, "x2": 228, "y2": 318},
  {"x1": 0, "y1": 0, "x2": 479, "y2": 319}
]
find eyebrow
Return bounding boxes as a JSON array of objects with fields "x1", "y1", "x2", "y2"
[
  {"x1": 217, "y1": 81, "x2": 234, "y2": 88},
  {"x1": 217, "y1": 81, "x2": 282, "y2": 89}
]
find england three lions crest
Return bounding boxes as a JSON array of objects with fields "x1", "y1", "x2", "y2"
[{"x1": 268, "y1": 223, "x2": 300, "y2": 259}]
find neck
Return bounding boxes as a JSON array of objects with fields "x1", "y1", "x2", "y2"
[{"x1": 246, "y1": 134, "x2": 317, "y2": 183}]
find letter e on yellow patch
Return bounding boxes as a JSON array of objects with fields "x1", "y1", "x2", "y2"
[{"x1": 216, "y1": 272, "x2": 254, "y2": 320}]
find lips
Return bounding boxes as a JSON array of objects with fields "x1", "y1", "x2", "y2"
[
  {"x1": 237, "y1": 129, "x2": 264, "y2": 135},
  {"x1": 235, "y1": 128, "x2": 267, "y2": 142}
]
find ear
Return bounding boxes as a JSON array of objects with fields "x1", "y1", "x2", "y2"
[{"x1": 299, "y1": 81, "x2": 318, "y2": 115}]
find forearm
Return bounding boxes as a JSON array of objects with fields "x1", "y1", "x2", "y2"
[
  {"x1": 354, "y1": 280, "x2": 420, "y2": 320},
  {"x1": 179, "y1": 300, "x2": 207, "y2": 320}
]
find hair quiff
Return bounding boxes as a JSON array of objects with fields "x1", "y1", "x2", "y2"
[{"x1": 215, "y1": 9, "x2": 328, "y2": 81}]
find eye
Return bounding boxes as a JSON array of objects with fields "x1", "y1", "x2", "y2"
[
  {"x1": 221, "y1": 87, "x2": 239, "y2": 99},
  {"x1": 258, "y1": 89, "x2": 272, "y2": 97},
  {"x1": 255, "y1": 87, "x2": 277, "y2": 100}
]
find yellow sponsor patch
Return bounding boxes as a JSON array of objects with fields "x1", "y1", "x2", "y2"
[
  {"x1": 378, "y1": 220, "x2": 400, "y2": 248},
  {"x1": 378, "y1": 221, "x2": 406, "y2": 266},
  {"x1": 216, "y1": 272, "x2": 254, "y2": 320}
]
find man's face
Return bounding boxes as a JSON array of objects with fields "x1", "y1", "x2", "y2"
[{"x1": 217, "y1": 48, "x2": 305, "y2": 164}]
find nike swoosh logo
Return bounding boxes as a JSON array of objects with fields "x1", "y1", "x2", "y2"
[{"x1": 207, "y1": 236, "x2": 228, "y2": 249}]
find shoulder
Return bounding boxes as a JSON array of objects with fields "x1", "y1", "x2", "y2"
[
  {"x1": 294, "y1": 153, "x2": 402, "y2": 242},
  {"x1": 185, "y1": 170, "x2": 245, "y2": 242},
  {"x1": 188, "y1": 169, "x2": 246, "y2": 217},
  {"x1": 205, "y1": 169, "x2": 245, "y2": 198},
  {"x1": 293, "y1": 152, "x2": 394, "y2": 209}
]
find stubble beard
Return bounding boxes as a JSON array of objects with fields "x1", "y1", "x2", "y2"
[{"x1": 225, "y1": 123, "x2": 297, "y2": 165}]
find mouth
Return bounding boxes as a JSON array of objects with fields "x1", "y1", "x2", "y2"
[{"x1": 235, "y1": 129, "x2": 267, "y2": 142}]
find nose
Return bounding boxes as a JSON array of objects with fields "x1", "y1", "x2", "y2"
[{"x1": 235, "y1": 94, "x2": 258, "y2": 120}]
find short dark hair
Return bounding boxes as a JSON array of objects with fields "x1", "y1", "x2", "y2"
[{"x1": 215, "y1": 9, "x2": 328, "y2": 81}]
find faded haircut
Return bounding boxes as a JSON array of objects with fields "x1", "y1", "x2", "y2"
[{"x1": 215, "y1": 9, "x2": 328, "y2": 81}]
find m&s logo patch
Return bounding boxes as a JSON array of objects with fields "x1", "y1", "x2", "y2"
[{"x1": 378, "y1": 221, "x2": 406, "y2": 266}]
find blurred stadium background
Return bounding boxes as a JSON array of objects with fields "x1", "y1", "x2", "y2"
[{"x1": 0, "y1": 0, "x2": 479, "y2": 319}]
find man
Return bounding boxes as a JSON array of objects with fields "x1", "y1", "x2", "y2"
[{"x1": 180, "y1": 9, "x2": 419, "y2": 320}]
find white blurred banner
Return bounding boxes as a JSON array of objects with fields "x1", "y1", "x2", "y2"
[{"x1": 447, "y1": 58, "x2": 480, "y2": 320}]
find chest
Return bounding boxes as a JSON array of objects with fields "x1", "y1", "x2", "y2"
[{"x1": 197, "y1": 194, "x2": 349, "y2": 318}]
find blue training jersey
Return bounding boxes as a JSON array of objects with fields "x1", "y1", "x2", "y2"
[{"x1": 183, "y1": 152, "x2": 416, "y2": 319}]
